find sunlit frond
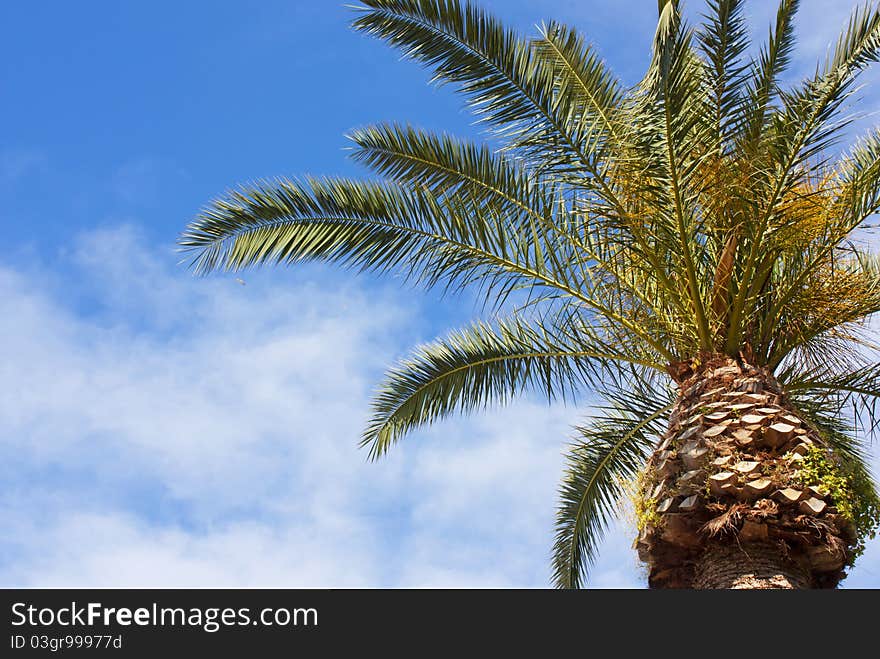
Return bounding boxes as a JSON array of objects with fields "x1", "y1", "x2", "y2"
[
  {"x1": 637, "y1": 1, "x2": 715, "y2": 350},
  {"x1": 739, "y1": 0, "x2": 799, "y2": 148},
  {"x1": 535, "y1": 20, "x2": 626, "y2": 163},
  {"x1": 351, "y1": 0, "x2": 595, "y2": 173},
  {"x1": 553, "y1": 376, "x2": 674, "y2": 588},
  {"x1": 698, "y1": 0, "x2": 750, "y2": 149},
  {"x1": 784, "y1": 362, "x2": 880, "y2": 439},
  {"x1": 348, "y1": 122, "x2": 546, "y2": 214},
  {"x1": 181, "y1": 176, "x2": 593, "y2": 308},
  {"x1": 364, "y1": 311, "x2": 663, "y2": 458}
]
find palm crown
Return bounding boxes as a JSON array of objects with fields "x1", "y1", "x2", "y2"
[{"x1": 181, "y1": 0, "x2": 880, "y2": 587}]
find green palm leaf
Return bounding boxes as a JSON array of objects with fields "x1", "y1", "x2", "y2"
[
  {"x1": 784, "y1": 362, "x2": 880, "y2": 438},
  {"x1": 351, "y1": 0, "x2": 592, "y2": 173},
  {"x1": 180, "y1": 176, "x2": 589, "y2": 307},
  {"x1": 348, "y1": 122, "x2": 546, "y2": 215},
  {"x1": 534, "y1": 20, "x2": 625, "y2": 162},
  {"x1": 698, "y1": 0, "x2": 750, "y2": 148},
  {"x1": 739, "y1": 0, "x2": 799, "y2": 147},
  {"x1": 553, "y1": 377, "x2": 673, "y2": 589},
  {"x1": 364, "y1": 311, "x2": 663, "y2": 459}
]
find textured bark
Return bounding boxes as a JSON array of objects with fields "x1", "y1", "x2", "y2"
[
  {"x1": 692, "y1": 542, "x2": 811, "y2": 589},
  {"x1": 635, "y1": 355, "x2": 855, "y2": 589}
]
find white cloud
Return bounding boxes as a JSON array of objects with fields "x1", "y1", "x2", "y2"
[
  {"x1": 0, "y1": 510, "x2": 382, "y2": 588},
  {"x1": 0, "y1": 225, "x2": 649, "y2": 588},
  {"x1": 0, "y1": 148, "x2": 47, "y2": 185}
]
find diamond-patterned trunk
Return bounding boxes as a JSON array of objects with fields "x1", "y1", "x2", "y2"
[{"x1": 636, "y1": 356, "x2": 856, "y2": 589}]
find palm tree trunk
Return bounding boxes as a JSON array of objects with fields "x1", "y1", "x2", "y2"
[
  {"x1": 635, "y1": 355, "x2": 855, "y2": 589},
  {"x1": 692, "y1": 542, "x2": 810, "y2": 589}
]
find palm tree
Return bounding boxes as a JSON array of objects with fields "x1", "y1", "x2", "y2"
[{"x1": 180, "y1": 0, "x2": 880, "y2": 588}]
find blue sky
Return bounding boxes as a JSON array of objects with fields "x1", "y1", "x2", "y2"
[{"x1": 1, "y1": 0, "x2": 879, "y2": 587}]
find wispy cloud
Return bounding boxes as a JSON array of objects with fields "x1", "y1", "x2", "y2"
[
  {"x1": 0, "y1": 224, "x2": 652, "y2": 587},
  {"x1": 0, "y1": 148, "x2": 47, "y2": 185}
]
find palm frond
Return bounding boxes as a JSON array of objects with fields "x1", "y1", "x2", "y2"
[
  {"x1": 534, "y1": 20, "x2": 626, "y2": 161},
  {"x1": 769, "y1": 3, "x2": 880, "y2": 173},
  {"x1": 698, "y1": 0, "x2": 750, "y2": 149},
  {"x1": 831, "y1": 1, "x2": 880, "y2": 72},
  {"x1": 363, "y1": 310, "x2": 663, "y2": 459},
  {"x1": 739, "y1": 0, "x2": 799, "y2": 147},
  {"x1": 784, "y1": 362, "x2": 880, "y2": 438},
  {"x1": 181, "y1": 176, "x2": 587, "y2": 307},
  {"x1": 553, "y1": 375, "x2": 673, "y2": 589},
  {"x1": 776, "y1": 322, "x2": 876, "y2": 376},
  {"x1": 639, "y1": 1, "x2": 715, "y2": 350},
  {"x1": 351, "y1": 0, "x2": 594, "y2": 173},
  {"x1": 347, "y1": 122, "x2": 544, "y2": 214},
  {"x1": 347, "y1": 122, "x2": 588, "y2": 286},
  {"x1": 834, "y1": 128, "x2": 880, "y2": 232}
]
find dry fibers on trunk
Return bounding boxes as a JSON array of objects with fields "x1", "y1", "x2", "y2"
[{"x1": 635, "y1": 356, "x2": 855, "y2": 589}]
